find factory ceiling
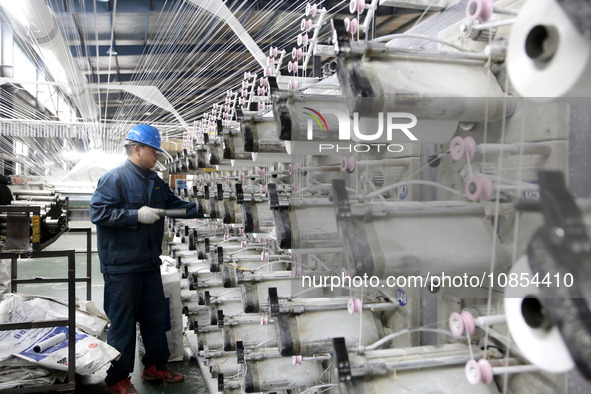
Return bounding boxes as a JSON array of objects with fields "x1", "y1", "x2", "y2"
[{"x1": 1, "y1": 0, "x2": 434, "y2": 141}]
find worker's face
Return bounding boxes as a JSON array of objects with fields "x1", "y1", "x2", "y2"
[{"x1": 135, "y1": 144, "x2": 160, "y2": 169}]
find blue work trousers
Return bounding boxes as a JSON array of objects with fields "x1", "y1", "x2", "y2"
[{"x1": 103, "y1": 269, "x2": 170, "y2": 386}]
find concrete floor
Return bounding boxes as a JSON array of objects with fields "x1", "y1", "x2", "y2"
[{"x1": 13, "y1": 253, "x2": 210, "y2": 393}]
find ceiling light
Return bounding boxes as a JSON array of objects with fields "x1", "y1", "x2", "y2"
[{"x1": 106, "y1": 47, "x2": 118, "y2": 56}]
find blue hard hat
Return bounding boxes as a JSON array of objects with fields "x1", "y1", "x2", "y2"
[{"x1": 124, "y1": 124, "x2": 164, "y2": 152}]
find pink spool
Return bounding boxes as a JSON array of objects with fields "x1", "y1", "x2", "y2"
[
  {"x1": 293, "y1": 184, "x2": 301, "y2": 192},
  {"x1": 290, "y1": 163, "x2": 299, "y2": 175},
  {"x1": 451, "y1": 136, "x2": 477, "y2": 160},
  {"x1": 292, "y1": 47, "x2": 303, "y2": 60},
  {"x1": 241, "y1": 240, "x2": 247, "y2": 248},
  {"x1": 213, "y1": 103, "x2": 218, "y2": 109},
  {"x1": 239, "y1": 173, "x2": 245, "y2": 180},
  {"x1": 347, "y1": 18, "x2": 359, "y2": 34},
  {"x1": 349, "y1": 0, "x2": 365, "y2": 13},
  {"x1": 464, "y1": 136, "x2": 476, "y2": 159},
  {"x1": 224, "y1": 234, "x2": 230, "y2": 240},
  {"x1": 465, "y1": 175, "x2": 482, "y2": 201},
  {"x1": 347, "y1": 298, "x2": 356, "y2": 315},
  {"x1": 465, "y1": 359, "x2": 482, "y2": 385},
  {"x1": 259, "y1": 169, "x2": 266, "y2": 177},
  {"x1": 242, "y1": 80, "x2": 248, "y2": 89},
  {"x1": 298, "y1": 33, "x2": 309, "y2": 46},
  {"x1": 465, "y1": 359, "x2": 494, "y2": 385},
  {"x1": 269, "y1": 46, "x2": 278, "y2": 57},
  {"x1": 288, "y1": 80, "x2": 299, "y2": 90},
  {"x1": 466, "y1": 0, "x2": 493, "y2": 22},
  {"x1": 480, "y1": 175, "x2": 494, "y2": 200},
  {"x1": 341, "y1": 156, "x2": 355, "y2": 173},
  {"x1": 450, "y1": 136, "x2": 464, "y2": 160},
  {"x1": 258, "y1": 102, "x2": 266, "y2": 111},
  {"x1": 261, "y1": 185, "x2": 267, "y2": 194},
  {"x1": 227, "y1": 90, "x2": 233, "y2": 97},
  {"x1": 261, "y1": 77, "x2": 269, "y2": 87},
  {"x1": 292, "y1": 355, "x2": 303, "y2": 365},
  {"x1": 347, "y1": 298, "x2": 363, "y2": 315},
  {"x1": 301, "y1": 18, "x2": 312, "y2": 31},
  {"x1": 449, "y1": 312, "x2": 464, "y2": 337},
  {"x1": 222, "y1": 120, "x2": 227, "y2": 126},
  {"x1": 261, "y1": 251, "x2": 269, "y2": 261},
  {"x1": 291, "y1": 267, "x2": 302, "y2": 278},
  {"x1": 341, "y1": 267, "x2": 350, "y2": 278},
  {"x1": 306, "y1": 3, "x2": 317, "y2": 17},
  {"x1": 241, "y1": 89, "x2": 247, "y2": 97},
  {"x1": 461, "y1": 310, "x2": 476, "y2": 335},
  {"x1": 261, "y1": 316, "x2": 269, "y2": 326},
  {"x1": 478, "y1": 359, "x2": 494, "y2": 384},
  {"x1": 449, "y1": 311, "x2": 476, "y2": 337},
  {"x1": 239, "y1": 227, "x2": 245, "y2": 235},
  {"x1": 354, "y1": 298, "x2": 363, "y2": 313},
  {"x1": 264, "y1": 67, "x2": 272, "y2": 77},
  {"x1": 259, "y1": 236, "x2": 265, "y2": 243}
]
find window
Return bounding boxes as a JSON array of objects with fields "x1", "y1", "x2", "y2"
[
  {"x1": 15, "y1": 140, "x2": 29, "y2": 156},
  {"x1": 13, "y1": 44, "x2": 37, "y2": 97}
]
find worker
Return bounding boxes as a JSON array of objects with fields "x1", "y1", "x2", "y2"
[
  {"x1": 0, "y1": 174, "x2": 13, "y2": 205},
  {"x1": 0, "y1": 174, "x2": 12, "y2": 296},
  {"x1": 90, "y1": 124, "x2": 203, "y2": 394}
]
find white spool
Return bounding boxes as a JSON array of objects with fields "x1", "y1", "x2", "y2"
[
  {"x1": 504, "y1": 255, "x2": 575, "y2": 373},
  {"x1": 34, "y1": 333, "x2": 67, "y2": 353},
  {"x1": 507, "y1": 0, "x2": 591, "y2": 98}
]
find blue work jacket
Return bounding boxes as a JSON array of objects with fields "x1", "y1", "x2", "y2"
[{"x1": 90, "y1": 160, "x2": 199, "y2": 274}]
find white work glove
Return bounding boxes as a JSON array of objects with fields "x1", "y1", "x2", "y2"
[{"x1": 137, "y1": 206, "x2": 161, "y2": 224}]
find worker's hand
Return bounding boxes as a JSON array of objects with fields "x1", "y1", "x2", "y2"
[{"x1": 138, "y1": 206, "x2": 161, "y2": 224}]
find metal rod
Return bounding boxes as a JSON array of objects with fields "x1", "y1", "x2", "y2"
[
  {"x1": 477, "y1": 143, "x2": 552, "y2": 156},
  {"x1": 472, "y1": 18, "x2": 516, "y2": 30},
  {"x1": 67, "y1": 250, "x2": 76, "y2": 385}
]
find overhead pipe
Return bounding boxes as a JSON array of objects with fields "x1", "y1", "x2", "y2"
[{"x1": 0, "y1": 0, "x2": 98, "y2": 120}]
